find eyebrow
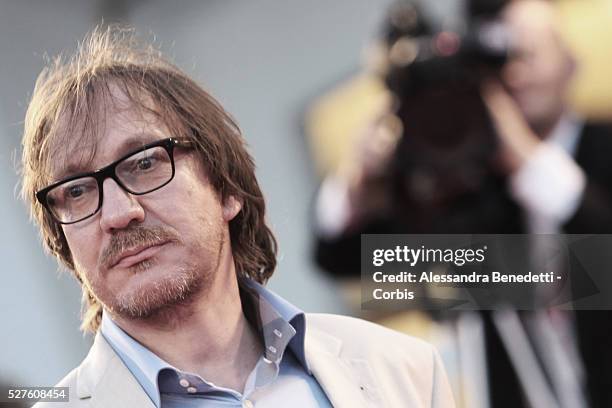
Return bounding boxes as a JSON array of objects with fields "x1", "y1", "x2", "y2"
[{"x1": 53, "y1": 133, "x2": 162, "y2": 181}]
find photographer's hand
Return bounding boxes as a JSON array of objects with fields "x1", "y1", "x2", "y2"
[
  {"x1": 481, "y1": 78, "x2": 586, "y2": 226},
  {"x1": 316, "y1": 107, "x2": 400, "y2": 238}
]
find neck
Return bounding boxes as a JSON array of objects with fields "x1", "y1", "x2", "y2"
[
  {"x1": 111, "y1": 245, "x2": 262, "y2": 392},
  {"x1": 531, "y1": 110, "x2": 566, "y2": 140}
]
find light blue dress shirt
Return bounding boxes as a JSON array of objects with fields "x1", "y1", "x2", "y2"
[{"x1": 100, "y1": 278, "x2": 332, "y2": 407}]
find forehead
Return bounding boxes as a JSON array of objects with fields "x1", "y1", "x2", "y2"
[
  {"x1": 48, "y1": 84, "x2": 170, "y2": 181},
  {"x1": 504, "y1": 1, "x2": 560, "y2": 44}
]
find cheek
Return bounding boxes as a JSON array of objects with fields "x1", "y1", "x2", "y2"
[
  {"x1": 62, "y1": 225, "x2": 103, "y2": 270},
  {"x1": 176, "y1": 202, "x2": 224, "y2": 241},
  {"x1": 171, "y1": 167, "x2": 225, "y2": 223},
  {"x1": 149, "y1": 181, "x2": 223, "y2": 235}
]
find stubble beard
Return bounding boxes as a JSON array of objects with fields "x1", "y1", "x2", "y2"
[
  {"x1": 86, "y1": 226, "x2": 226, "y2": 327},
  {"x1": 113, "y1": 260, "x2": 207, "y2": 321}
]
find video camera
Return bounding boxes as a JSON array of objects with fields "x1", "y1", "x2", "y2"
[{"x1": 378, "y1": 0, "x2": 514, "y2": 226}]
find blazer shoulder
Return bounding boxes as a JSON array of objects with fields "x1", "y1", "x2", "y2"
[
  {"x1": 56, "y1": 367, "x2": 79, "y2": 387},
  {"x1": 31, "y1": 367, "x2": 83, "y2": 408},
  {"x1": 306, "y1": 313, "x2": 432, "y2": 349},
  {"x1": 305, "y1": 313, "x2": 434, "y2": 356},
  {"x1": 305, "y1": 313, "x2": 456, "y2": 407},
  {"x1": 32, "y1": 333, "x2": 109, "y2": 408}
]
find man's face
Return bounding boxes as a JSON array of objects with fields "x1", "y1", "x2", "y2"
[
  {"x1": 501, "y1": 0, "x2": 574, "y2": 134},
  {"x1": 53, "y1": 91, "x2": 239, "y2": 320}
]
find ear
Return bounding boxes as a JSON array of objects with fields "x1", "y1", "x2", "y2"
[
  {"x1": 222, "y1": 195, "x2": 242, "y2": 222},
  {"x1": 564, "y1": 51, "x2": 578, "y2": 82}
]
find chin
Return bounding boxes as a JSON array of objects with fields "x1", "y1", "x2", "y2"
[{"x1": 101, "y1": 262, "x2": 205, "y2": 320}]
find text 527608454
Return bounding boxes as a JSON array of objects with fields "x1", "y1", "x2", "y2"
[{"x1": 1, "y1": 387, "x2": 69, "y2": 403}]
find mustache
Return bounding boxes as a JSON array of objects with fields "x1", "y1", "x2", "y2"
[{"x1": 100, "y1": 225, "x2": 181, "y2": 269}]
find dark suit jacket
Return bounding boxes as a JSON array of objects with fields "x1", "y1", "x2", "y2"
[{"x1": 314, "y1": 122, "x2": 612, "y2": 407}]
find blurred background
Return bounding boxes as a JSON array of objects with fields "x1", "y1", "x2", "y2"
[{"x1": 2, "y1": 0, "x2": 612, "y2": 407}]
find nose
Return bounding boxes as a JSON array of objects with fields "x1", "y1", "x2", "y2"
[{"x1": 99, "y1": 178, "x2": 145, "y2": 233}]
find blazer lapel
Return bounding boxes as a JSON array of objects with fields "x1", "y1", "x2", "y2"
[
  {"x1": 305, "y1": 326, "x2": 382, "y2": 408},
  {"x1": 76, "y1": 333, "x2": 156, "y2": 408}
]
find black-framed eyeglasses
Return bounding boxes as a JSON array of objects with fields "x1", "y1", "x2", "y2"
[{"x1": 36, "y1": 137, "x2": 193, "y2": 225}]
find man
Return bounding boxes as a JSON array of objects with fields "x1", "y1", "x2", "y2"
[
  {"x1": 315, "y1": 1, "x2": 612, "y2": 407},
  {"x1": 20, "y1": 27, "x2": 455, "y2": 408},
  {"x1": 484, "y1": 0, "x2": 612, "y2": 236},
  {"x1": 483, "y1": 2, "x2": 612, "y2": 407}
]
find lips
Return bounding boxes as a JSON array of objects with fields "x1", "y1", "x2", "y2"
[{"x1": 110, "y1": 241, "x2": 170, "y2": 269}]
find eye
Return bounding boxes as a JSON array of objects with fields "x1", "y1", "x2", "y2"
[
  {"x1": 137, "y1": 156, "x2": 154, "y2": 170},
  {"x1": 129, "y1": 152, "x2": 163, "y2": 173},
  {"x1": 68, "y1": 185, "x2": 84, "y2": 198},
  {"x1": 63, "y1": 182, "x2": 95, "y2": 201},
  {"x1": 118, "y1": 146, "x2": 169, "y2": 178}
]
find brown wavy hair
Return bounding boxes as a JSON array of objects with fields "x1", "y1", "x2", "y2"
[{"x1": 20, "y1": 26, "x2": 277, "y2": 333}]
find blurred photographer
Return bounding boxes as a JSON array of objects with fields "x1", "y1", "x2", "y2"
[
  {"x1": 314, "y1": 0, "x2": 612, "y2": 406},
  {"x1": 315, "y1": 0, "x2": 612, "y2": 273}
]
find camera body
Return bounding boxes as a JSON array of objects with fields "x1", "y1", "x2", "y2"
[{"x1": 380, "y1": 1, "x2": 514, "y2": 227}]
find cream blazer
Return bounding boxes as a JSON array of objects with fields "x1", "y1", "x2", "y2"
[{"x1": 35, "y1": 313, "x2": 456, "y2": 408}]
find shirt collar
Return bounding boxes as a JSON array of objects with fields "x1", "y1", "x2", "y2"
[
  {"x1": 100, "y1": 277, "x2": 308, "y2": 408},
  {"x1": 239, "y1": 278, "x2": 308, "y2": 369}
]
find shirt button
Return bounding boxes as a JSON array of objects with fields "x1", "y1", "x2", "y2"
[
  {"x1": 242, "y1": 399, "x2": 254, "y2": 408},
  {"x1": 187, "y1": 386, "x2": 197, "y2": 394},
  {"x1": 179, "y1": 379, "x2": 190, "y2": 388}
]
